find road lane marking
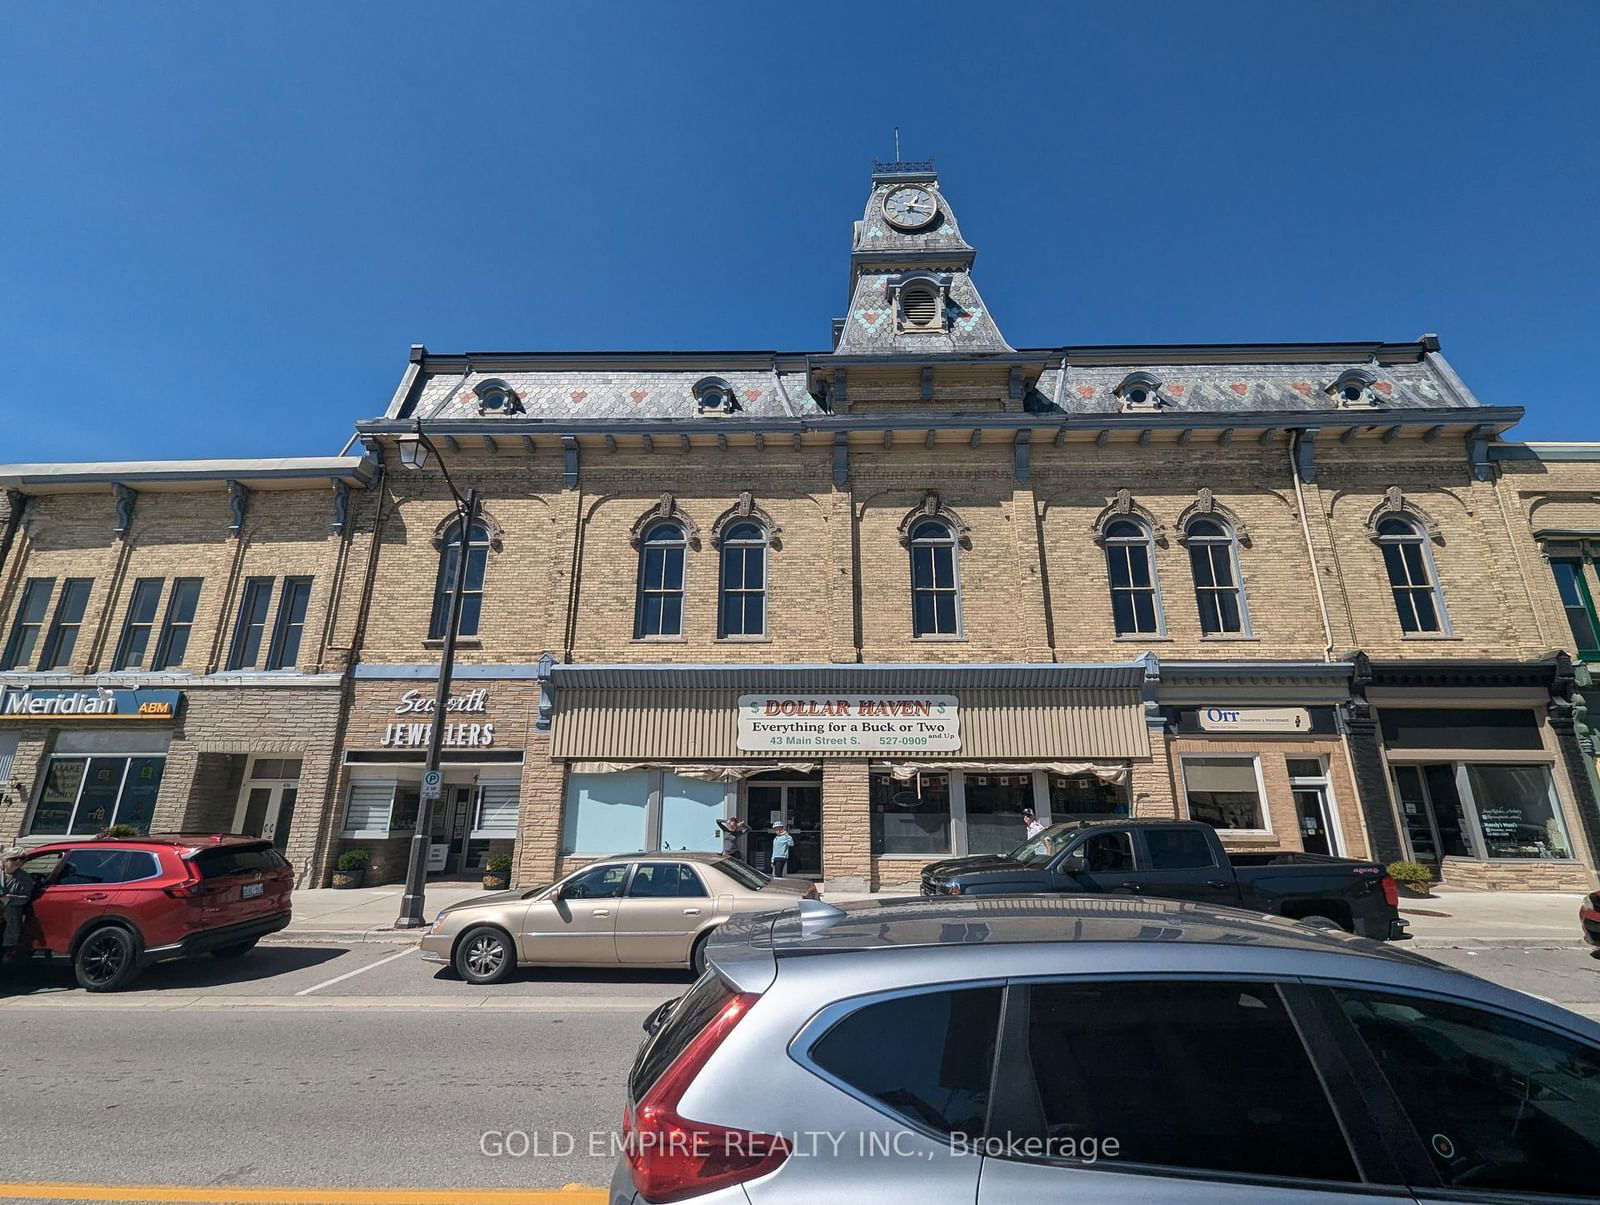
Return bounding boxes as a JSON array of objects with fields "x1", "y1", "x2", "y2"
[
  {"x1": 0, "y1": 1185, "x2": 605, "y2": 1204},
  {"x1": 292, "y1": 948, "x2": 419, "y2": 996},
  {"x1": 0, "y1": 994, "x2": 661, "y2": 1011}
]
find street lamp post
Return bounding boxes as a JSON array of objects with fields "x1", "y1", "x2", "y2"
[{"x1": 394, "y1": 422, "x2": 479, "y2": 929}]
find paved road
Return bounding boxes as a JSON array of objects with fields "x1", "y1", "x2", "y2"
[{"x1": 3, "y1": 939, "x2": 1597, "y2": 1204}]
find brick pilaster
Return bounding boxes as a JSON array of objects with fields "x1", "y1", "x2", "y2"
[{"x1": 821, "y1": 760, "x2": 871, "y2": 891}]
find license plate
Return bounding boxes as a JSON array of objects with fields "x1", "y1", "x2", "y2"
[{"x1": 242, "y1": 882, "x2": 264, "y2": 899}]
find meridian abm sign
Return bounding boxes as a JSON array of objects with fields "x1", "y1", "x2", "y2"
[{"x1": 0, "y1": 688, "x2": 183, "y2": 722}]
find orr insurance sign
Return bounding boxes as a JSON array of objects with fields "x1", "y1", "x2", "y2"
[{"x1": 737, "y1": 694, "x2": 960, "y2": 752}]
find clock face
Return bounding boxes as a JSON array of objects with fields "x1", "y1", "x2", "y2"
[{"x1": 883, "y1": 185, "x2": 938, "y2": 231}]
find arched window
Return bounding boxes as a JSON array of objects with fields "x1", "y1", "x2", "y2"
[
  {"x1": 636, "y1": 521, "x2": 687, "y2": 638},
  {"x1": 1104, "y1": 519, "x2": 1163, "y2": 636},
  {"x1": 1187, "y1": 518, "x2": 1249, "y2": 636},
  {"x1": 909, "y1": 519, "x2": 960, "y2": 637},
  {"x1": 719, "y1": 521, "x2": 767, "y2": 638},
  {"x1": 429, "y1": 518, "x2": 491, "y2": 639},
  {"x1": 1376, "y1": 517, "x2": 1447, "y2": 634}
]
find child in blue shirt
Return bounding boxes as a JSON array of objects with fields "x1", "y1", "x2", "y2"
[{"x1": 770, "y1": 822, "x2": 794, "y2": 878}]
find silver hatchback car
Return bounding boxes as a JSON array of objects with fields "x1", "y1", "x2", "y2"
[{"x1": 613, "y1": 896, "x2": 1600, "y2": 1203}]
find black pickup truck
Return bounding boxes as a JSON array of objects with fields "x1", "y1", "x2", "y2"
[{"x1": 921, "y1": 818, "x2": 1408, "y2": 941}]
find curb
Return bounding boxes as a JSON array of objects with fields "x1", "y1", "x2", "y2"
[
  {"x1": 1410, "y1": 937, "x2": 1590, "y2": 950},
  {"x1": 266, "y1": 930, "x2": 421, "y2": 945}
]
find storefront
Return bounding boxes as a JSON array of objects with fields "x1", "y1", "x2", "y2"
[
  {"x1": 1156, "y1": 662, "x2": 1370, "y2": 861},
  {"x1": 335, "y1": 670, "x2": 536, "y2": 883},
  {"x1": 0, "y1": 678, "x2": 347, "y2": 885},
  {"x1": 1, "y1": 687, "x2": 179, "y2": 841},
  {"x1": 1363, "y1": 657, "x2": 1600, "y2": 890},
  {"x1": 536, "y1": 661, "x2": 1158, "y2": 890}
]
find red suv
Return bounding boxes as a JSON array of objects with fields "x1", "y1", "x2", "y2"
[{"x1": 11, "y1": 834, "x2": 293, "y2": 991}]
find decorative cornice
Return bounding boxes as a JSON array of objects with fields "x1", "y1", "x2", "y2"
[
  {"x1": 628, "y1": 493, "x2": 702, "y2": 550},
  {"x1": 709, "y1": 492, "x2": 782, "y2": 548},
  {"x1": 896, "y1": 490, "x2": 971, "y2": 547},
  {"x1": 1174, "y1": 488, "x2": 1251, "y2": 547},
  {"x1": 1364, "y1": 486, "x2": 1443, "y2": 542},
  {"x1": 1090, "y1": 489, "x2": 1167, "y2": 545}
]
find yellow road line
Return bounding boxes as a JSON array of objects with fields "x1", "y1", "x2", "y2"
[{"x1": 0, "y1": 1185, "x2": 606, "y2": 1204}]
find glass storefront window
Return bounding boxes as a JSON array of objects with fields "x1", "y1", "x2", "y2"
[
  {"x1": 1181, "y1": 756, "x2": 1268, "y2": 831},
  {"x1": 660, "y1": 774, "x2": 725, "y2": 854},
  {"x1": 1047, "y1": 773, "x2": 1128, "y2": 818},
  {"x1": 28, "y1": 754, "x2": 166, "y2": 836},
  {"x1": 562, "y1": 770, "x2": 651, "y2": 855},
  {"x1": 870, "y1": 772, "x2": 951, "y2": 855},
  {"x1": 1465, "y1": 765, "x2": 1572, "y2": 860},
  {"x1": 964, "y1": 773, "x2": 1035, "y2": 855}
]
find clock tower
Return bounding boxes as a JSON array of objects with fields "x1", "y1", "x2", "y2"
[{"x1": 831, "y1": 160, "x2": 1012, "y2": 356}]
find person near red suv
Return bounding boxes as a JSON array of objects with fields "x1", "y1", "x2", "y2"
[
  {"x1": 8, "y1": 835, "x2": 293, "y2": 991},
  {"x1": 2, "y1": 846, "x2": 36, "y2": 961}
]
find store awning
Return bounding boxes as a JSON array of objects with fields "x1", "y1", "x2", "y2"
[{"x1": 549, "y1": 662, "x2": 1152, "y2": 762}]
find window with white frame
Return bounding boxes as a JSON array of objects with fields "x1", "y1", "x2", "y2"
[
  {"x1": 636, "y1": 522, "x2": 687, "y2": 638},
  {"x1": 473, "y1": 779, "x2": 520, "y2": 837},
  {"x1": 909, "y1": 519, "x2": 960, "y2": 637},
  {"x1": 1104, "y1": 519, "x2": 1163, "y2": 635},
  {"x1": 1375, "y1": 517, "x2": 1447, "y2": 634},
  {"x1": 718, "y1": 521, "x2": 767, "y2": 638},
  {"x1": 1186, "y1": 518, "x2": 1249, "y2": 635},
  {"x1": 342, "y1": 779, "x2": 421, "y2": 837},
  {"x1": 1181, "y1": 756, "x2": 1270, "y2": 832}
]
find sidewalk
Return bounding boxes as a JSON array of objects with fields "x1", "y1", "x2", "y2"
[{"x1": 274, "y1": 882, "x2": 1591, "y2": 948}]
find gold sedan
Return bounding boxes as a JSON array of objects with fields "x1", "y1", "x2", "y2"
[{"x1": 418, "y1": 852, "x2": 818, "y2": 984}]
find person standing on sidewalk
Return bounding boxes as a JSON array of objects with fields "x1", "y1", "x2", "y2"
[
  {"x1": 716, "y1": 815, "x2": 749, "y2": 861},
  {"x1": 2, "y1": 848, "x2": 37, "y2": 963},
  {"x1": 770, "y1": 822, "x2": 794, "y2": 878}
]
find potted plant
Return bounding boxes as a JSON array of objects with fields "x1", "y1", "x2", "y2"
[
  {"x1": 482, "y1": 853, "x2": 512, "y2": 891},
  {"x1": 96, "y1": 824, "x2": 141, "y2": 839},
  {"x1": 331, "y1": 848, "x2": 370, "y2": 889},
  {"x1": 1386, "y1": 859, "x2": 1435, "y2": 899}
]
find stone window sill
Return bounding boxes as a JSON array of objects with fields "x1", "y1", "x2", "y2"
[{"x1": 423, "y1": 639, "x2": 481, "y2": 650}]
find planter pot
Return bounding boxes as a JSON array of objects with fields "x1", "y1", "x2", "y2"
[
  {"x1": 1397, "y1": 883, "x2": 1434, "y2": 900},
  {"x1": 331, "y1": 869, "x2": 366, "y2": 889},
  {"x1": 482, "y1": 872, "x2": 511, "y2": 891}
]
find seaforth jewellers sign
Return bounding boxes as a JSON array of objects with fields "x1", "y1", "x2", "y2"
[
  {"x1": 738, "y1": 694, "x2": 960, "y2": 752},
  {"x1": 0, "y1": 688, "x2": 182, "y2": 722},
  {"x1": 381, "y1": 687, "x2": 496, "y2": 748}
]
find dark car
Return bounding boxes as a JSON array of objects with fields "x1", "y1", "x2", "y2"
[
  {"x1": 11, "y1": 834, "x2": 292, "y2": 990},
  {"x1": 1583, "y1": 890, "x2": 1600, "y2": 953},
  {"x1": 921, "y1": 818, "x2": 1407, "y2": 940}
]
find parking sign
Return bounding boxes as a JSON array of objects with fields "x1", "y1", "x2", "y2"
[{"x1": 421, "y1": 769, "x2": 443, "y2": 801}]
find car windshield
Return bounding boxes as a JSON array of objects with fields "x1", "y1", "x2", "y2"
[
  {"x1": 1008, "y1": 822, "x2": 1080, "y2": 867},
  {"x1": 713, "y1": 858, "x2": 770, "y2": 890}
]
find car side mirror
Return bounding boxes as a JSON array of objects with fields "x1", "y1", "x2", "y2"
[{"x1": 1059, "y1": 854, "x2": 1087, "y2": 875}]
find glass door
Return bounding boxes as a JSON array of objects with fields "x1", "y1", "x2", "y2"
[
  {"x1": 1286, "y1": 758, "x2": 1338, "y2": 856},
  {"x1": 233, "y1": 782, "x2": 297, "y2": 850},
  {"x1": 742, "y1": 780, "x2": 823, "y2": 879},
  {"x1": 1392, "y1": 765, "x2": 1441, "y2": 862}
]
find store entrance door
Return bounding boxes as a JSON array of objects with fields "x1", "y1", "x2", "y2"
[
  {"x1": 233, "y1": 782, "x2": 298, "y2": 852},
  {"x1": 744, "y1": 780, "x2": 822, "y2": 878}
]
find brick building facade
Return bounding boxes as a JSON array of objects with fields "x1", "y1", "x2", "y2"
[{"x1": 4, "y1": 161, "x2": 1598, "y2": 894}]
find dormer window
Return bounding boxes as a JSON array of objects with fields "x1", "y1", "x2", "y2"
[
  {"x1": 1113, "y1": 371, "x2": 1164, "y2": 411},
  {"x1": 1326, "y1": 368, "x2": 1380, "y2": 408},
  {"x1": 693, "y1": 376, "x2": 737, "y2": 414},
  {"x1": 474, "y1": 379, "x2": 523, "y2": 416},
  {"x1": 887, "y1": 272, "x2": 949, "y2": 333}
]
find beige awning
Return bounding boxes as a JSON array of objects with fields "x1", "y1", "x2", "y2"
[{"x1": 552, "y1": 683, "x2": 1149, "y2": 762}]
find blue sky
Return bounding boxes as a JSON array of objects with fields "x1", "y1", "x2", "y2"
[{"x1": 2, "y1": 1, "x2": 1595, "y2": 461}]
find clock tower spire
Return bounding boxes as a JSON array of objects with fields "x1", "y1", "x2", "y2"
[{"x1": 831, "y1": 159, "x2": 1011, "y2": 355}]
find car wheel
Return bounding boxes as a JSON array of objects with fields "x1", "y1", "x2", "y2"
[
  {"x1": 74, "y1": 926, "x2": 140, "y2": 992},
  {"x1": 211, "y1": 939, "x2": 259, "y2": 960},
  {"x1": 690, "y1": 930, "x2": 714, "y2": 975},
  {"x1": 455, "y1": 926, "x2": 515, "y2": 985},
  {"x1": 1298, "y1": 913, "x2": 1349, "y2": 932}
]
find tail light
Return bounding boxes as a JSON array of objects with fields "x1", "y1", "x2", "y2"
[
  {"x1": 623, "y1": 991, "x2": 789, "y2": 1202},
  {"x1": 163, "y1": 865, "x2": 205, "y2": 899},
  {"x1": 1381, "y1": 876, "x2": 1398, "y2": 908}
]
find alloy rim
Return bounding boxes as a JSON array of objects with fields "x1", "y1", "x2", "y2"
[
  {"x1": 82, "y1": 934, "x2": 127, "y2": 985},
  {"x1": 465, "y1": 935, "x2": 505, "y2": 977}
]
